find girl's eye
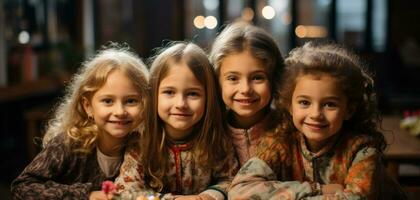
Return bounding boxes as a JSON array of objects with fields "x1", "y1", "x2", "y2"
[
  {"x1": 126, "y1": 98, "x2": 139, "y2": 105},
  {"x1": 226, "y1": 75, "x2": 238, "y2": 81},
  {"x1": 298, "y1": 100, "x2": 310, "y2": 107},
  {"x1": 187, "y1": 91, "x2": 201, "y2": 97},
  {"x1": 324, "y1": 102, "x2": 338, "y2": 108},
  {"x1": 252, "y1": 74, "x2": 266, "y2": 82},
  {"x1": 162, "y1": 90, "x2": 175, "y2": 95},
  {"x1": 101, "y1": 99, "x2": 113, "y2": 105}
]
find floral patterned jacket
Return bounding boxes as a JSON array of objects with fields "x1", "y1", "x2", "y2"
[
  {"x1": 229, "y1": 131, "x2": 396, "y2": 200},
  {"x1": 114, "y1": 140, "x2": 239, "y2": 200},
  {"x1": 11, "y1": 133, "x2": 120, "y2": 200}
]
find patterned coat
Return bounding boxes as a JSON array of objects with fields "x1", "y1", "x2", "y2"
[
  {"x1": 114, "y1": 140, "x2": 239, "y2": 200},
  {"x1": 229, "y1": 131, "x2": 391, "y2": 200},
  {"x1": 11, "y1": 133, "x2": 120, "y2": 200}
]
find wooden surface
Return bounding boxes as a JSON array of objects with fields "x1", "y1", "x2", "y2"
[
  {"x1": 382, "y1": 116, "x2": 420, "y2": 161},
  {"x1": 381, "y1": 116, "x2": 420, "y2": 179}
]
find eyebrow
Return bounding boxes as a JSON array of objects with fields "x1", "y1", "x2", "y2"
[
  {"x1": 222, "y1": 70, "x2": 267, "y2": 76},
  {"x1": 295, "y1": 95, "x2": 341, "y2": 101},
  {"x1": 96, "y1": 93, "x2": 140, "y2": 98}
]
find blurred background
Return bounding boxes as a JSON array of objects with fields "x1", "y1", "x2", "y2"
[{"x1": 1, "y1": 0, "x2": 420, "y2": 199}]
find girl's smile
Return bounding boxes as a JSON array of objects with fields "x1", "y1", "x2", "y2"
[
  {"x1": 290, "y1": 74, "x2": 351, "y2": 152},
  {"x1": 157, "y1": 62, "x2": 206, "y2": 141}
]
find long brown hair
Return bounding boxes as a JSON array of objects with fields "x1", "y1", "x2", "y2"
[
  {"x1": 277, "y1": 41, "x2": 386, "y2": 154},
  {"x1": 142, "y1": 42, "x2": 230, "y2": 192}
]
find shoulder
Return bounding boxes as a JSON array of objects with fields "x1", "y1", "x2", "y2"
[
  {"x1": 255, "y1": 132, "x2": 291, "y2": 168},
  {"x1": 337, "y1": 132, "x2": 378, "y2": 160}
]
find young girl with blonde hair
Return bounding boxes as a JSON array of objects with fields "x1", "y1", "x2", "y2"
[
  {"x1": 209, "y1": 22, "x2": 285, "y2": 166},
  {"x1": 229, "y1": 42, "x2": 406, "y2": 199},
  {"x1": 11, "y1": 44, "x2": 149, "y2": 200},
  {"x1": 114, "y1": 42, "x2": 238, "y2": 200}
]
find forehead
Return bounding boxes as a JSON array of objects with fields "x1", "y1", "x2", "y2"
[
  {"x1": 220, "y1": 50, "x2": 266, "y2": 74},
  {"x1": 159, "y1": 63, "x2": 203, "y2": 88},
  {"x1": 94, "y1": 70, "x2": 139, "y2": 95},
  {"x1": 293, "y1": 74, "x2": 345, "y2": 98}
]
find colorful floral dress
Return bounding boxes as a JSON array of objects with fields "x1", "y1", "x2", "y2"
[
  {"x1": 229, "y1": 131, "x2": 388, "y2": 200},
  {"x1": 114, "y1": 140, "x2": 239, "y2": 200}
]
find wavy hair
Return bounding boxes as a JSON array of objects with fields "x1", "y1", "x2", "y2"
[
  {"x1": 277, "y1": 41, "x2": 386, "y2": 154},
  {"x1": 43, "y1": 43, "x2": 149, "y2": 153}
]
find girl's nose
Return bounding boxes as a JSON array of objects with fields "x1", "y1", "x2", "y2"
[
  {"x1": 114, "y1": 103, "x2": 127, "y2": 116},
  {"x1": 239, "y1": 80, "x2": 252, "y2": 94},
  {"x1": 309, "y1": 105, "x2": 323, "y2": 120},
  {"x1": 175, "y1": 95, "x2": 188, "y2": 109}
]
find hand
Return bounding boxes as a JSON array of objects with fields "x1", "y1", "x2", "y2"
[
  {"x1": 321, "y1": 184, "x2": 344, "y2": 195},
  {"x1": 89, "y1": 191, "x2": 113, "y2": 200}
]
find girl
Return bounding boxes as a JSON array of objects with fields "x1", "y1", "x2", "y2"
[
  {"x1": 209, "y1": 22, "x2": 285, "y2": 166},
  {"x1": 114, "y1": 42, "x2": 238, "y2": 200},
  {"x1": 229, "y1": 42, "x2": 406, "y2": 199},
  {"x1": 11, "y1": 44, "x2": 149, "y2": 200}
]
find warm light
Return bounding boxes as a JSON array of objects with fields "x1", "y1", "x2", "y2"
[
  {"x1": 241, "y1": 7, "x2": 254, "y2": 21},
  {"x1": 262, "y1": 6, "x2": 275, "y2": 19},
  {"x1": 193, "y1": 15, "x2": 205, "y2": 29},
  {"x1": 18, "y1": 31, "x2": 30, "y2": 44},
  {"x1": 295, "y1": 25, "x2": 328, "y2": 38},
  {"x1": 295, "y1": 25, "x2": 307, "y2": 38},
  {"x1": 204, "y1": 16, "x2": 218, "y2": 29}
]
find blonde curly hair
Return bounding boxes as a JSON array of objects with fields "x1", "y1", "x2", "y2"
[{"x1": 43, "y1": 43, "x2": 149, "y2": 153}]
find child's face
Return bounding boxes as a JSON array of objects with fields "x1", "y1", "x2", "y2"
[
  {"x1": 219, "y1": 50, "x2": 271, "y2": 127},
  {"x1": 157, "y1": 63, "x2": 205, "y2": 140},
  {"x1": 290, "y1": 74, "x2": 351, "y2": 152},
  {"x1": 83, "y1": 70, "x2": 142, "y2": 144}
]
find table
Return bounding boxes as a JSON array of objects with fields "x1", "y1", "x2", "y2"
[{"x1": 382, "y1": 116, "x2": 420, "y2": 179}]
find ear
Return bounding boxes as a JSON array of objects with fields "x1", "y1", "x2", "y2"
[{"x1": 82, "y1": 97, "x2": 92, "y2": 117}]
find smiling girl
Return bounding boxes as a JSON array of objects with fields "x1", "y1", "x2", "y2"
[
  {"x1": 209, "y1": 22, "x2": 284, "y2": 166},
  {"x1": 11, "y1": 44, "x2": 149, "y2": 200},
  {"x1": 114, "y1": 42, "x2": 238, "y2": 200},
  {"x1": 228, "y1": 42, "x2": 406, "y2": 199}
]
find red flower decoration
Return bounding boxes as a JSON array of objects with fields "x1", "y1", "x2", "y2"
[{"x1": 102, "y1": 180, "x2": 117, "y2": 195}]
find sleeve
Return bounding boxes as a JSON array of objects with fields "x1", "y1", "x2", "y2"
[
  {"x1": 114, "y1": 147, "x2": 147, "y2": 193},
  {"x1": 10, "y1": 135, "x2": 92, "y2": 200},
  {"x1": 200, "y1": 146, "x2": 240, "y2": 200},
  {"x1": 305, "y1": 147, "x2": 379, "y2": 200},
  {"x1": 228, "y1": 157, "x2": 316, "y2": 200},
  {"x1": 229, "y1": 135, "x2": 317, "y2": 200}
]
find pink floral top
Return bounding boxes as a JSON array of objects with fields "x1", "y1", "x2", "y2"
[
  {"x1": 228, "y1": 131, "x2": 396, "y2": 200},
  {"x1": 114, "y1": 141, "x2": 239, "y2": 200},
  {"x1": 228, "y1": 112, "x2": 272, "y2": 166}
]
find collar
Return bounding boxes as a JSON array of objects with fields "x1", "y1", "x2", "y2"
[
  {"x1": 298, "y1": 132, "x2": 338, "y2": 161},
  {"x1": 228, "y1": 110, "x2": 272, "y2": 135}
]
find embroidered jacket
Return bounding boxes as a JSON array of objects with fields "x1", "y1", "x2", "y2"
[
  {"x1": 11, "y1": 133, "x2": 120, "y2": 200},
  {"x1": 228, "y1": 111, "x2": 273, "y2": 166},
  {"x1": 114, "y1": 140, "x2": 239, "y2": 200},
  {"x1": 229, "y1": 131, "x2": 389, "y2": 200}
]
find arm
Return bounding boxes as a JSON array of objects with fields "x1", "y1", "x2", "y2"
[
  {"x1": 229, "y1": 157, "x2": 317, "y2": 200},
  {"x1": 114, "y1": 147, "x2": 148, "y2": 193},
  {"x1": 11, "y1": 135, "x2": 93, "y2": 199},
  {"x1": 198, "y1": 146, "x2": 240, "y2": 200},
  {"x1": 305, "y1": 147, "x2": 378, "y2": 200}
]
